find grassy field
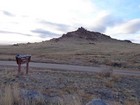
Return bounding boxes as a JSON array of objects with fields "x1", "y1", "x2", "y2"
[
  {"x1": 0, "y1": 66, "x2": 139, "y2": 105},
  {"x1": 0, "y1": 39, "x2": 140, "y2": 70}
]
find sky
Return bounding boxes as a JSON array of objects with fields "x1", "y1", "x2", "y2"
[{"x1": 0, "y1": 0, "x2": 140, "y2": 44}]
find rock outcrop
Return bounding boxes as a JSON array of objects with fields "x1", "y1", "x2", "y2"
[
  {"x1": 52, "y1": 27, "x2": 115, "y2": 42},
  {"x1": 62, "y1": 27, "x2": 111, "y2": 41}
]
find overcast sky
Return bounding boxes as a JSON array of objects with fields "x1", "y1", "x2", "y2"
[{"x1": 0, "y1": 0, "x2": 140, "y2": 44}]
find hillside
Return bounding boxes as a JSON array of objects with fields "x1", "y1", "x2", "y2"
[
  {"x1": 51, "y1": 27, "x2": 131, "y2": 43},
  {"x1": 0, "y1": 27, "x2": 140, "y2": 70}
]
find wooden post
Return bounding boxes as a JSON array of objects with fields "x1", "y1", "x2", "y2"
[
  {"x1": 26, "y1": 62, "x2": 29, "y2": 74},
  {"x1": 18, "y1": 64, "x2": 21, "y2": 74}
]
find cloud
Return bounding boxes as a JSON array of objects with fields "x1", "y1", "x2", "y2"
[
  {"x1": 130, "y1": 39, "x2": 140, "y2": 44},
  {"x1": 0, "y1": 32, "x2": 45, "y2": 45},
  {"x1": 119, "y1": 19, "x2": 140, "y2": 34},
  {"x1": 1, "y1": 10, "x2": 15, "y2": 17},
  {"x1": 31, "y1": 29, "x2": 59, "y2": 38},
  {"x1": 108, "y1": 19, "x2": 140, "y2": 34},
  {"x1": 0, "y1": 0, "x2": 140, "y2": 44},
  {"x1": 0, "y1": 0, "x2": 95, "y2": 25},
  {"x1": 39, "y1": 20, "x2": 71, "y2": 32},
  {"x1": 89, "y1": 11, "x2": 122, "y2": 33},
  {"x1": 0, "y1": 30, "x2": 32, "y2": 36}
]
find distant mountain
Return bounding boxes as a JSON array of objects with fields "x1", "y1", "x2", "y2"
[{"x1": 51, "y1": 27, "x2": 132, "y2": 43}]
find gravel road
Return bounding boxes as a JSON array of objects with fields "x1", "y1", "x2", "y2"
[{"x1": 0, "y1": 61, "x2": 140, "y2": 76}]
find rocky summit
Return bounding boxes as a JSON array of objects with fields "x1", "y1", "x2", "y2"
[
  {"x1": 53, "y1": 27, "x2": 116, "y2": 42},
  {"x1": 52, "y1": 27, "x2": 132, "y2": 43}
]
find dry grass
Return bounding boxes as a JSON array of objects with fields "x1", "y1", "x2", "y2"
[
  {"x1": 0, "y1": 66, "x2": 139, "y2": 105},
  {"x1": 0, "y1": 84, "x2": 82, "y2": 105},
  {"x1": 98, "y1": 66, "x2": 113, "y2": 78},
  {"x1": 124, "y1": 100, "x2": 139, "y2": 105},
  {"x1": 96, "y1": 66, "x2": 122, "y2": 88},
  {"x1": 0, "y1": 84, "x2": 20, "y2": 105},
  {"x1": 0, "y1": 84, "x2": 47, "y2": 105},
  {"x1": 0, "y1": 41, "x2": 140, "y2": 69}
]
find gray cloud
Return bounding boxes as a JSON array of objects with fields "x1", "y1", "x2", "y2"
[
  {"x1": 91, "y1": 13, "x2": 122, "y2": 33},
  {"x1": 130, "y1": 39, "x2": 140, "y2": 44},
  {"x1": 91, "y1": 13, "x2": 140, "y2": 35},
  {"x1": 92, "y1": 26, "x2": 106, "y2": 33},
  {"x1": 31, "y1": 29, "x2": 59, "y2": 38},
  {"x1": 109, "y1": 19, "x2": 140, "y2": 35},
  {"x1": 2, "y1": 10, "x2": 15, "y2": 17},
  {"x1": 121, "y1": 19, "x2": 140, "y2": 34},
  {"x1": 39, "y1": 20, "x2": 70, "y2": 32},
  {"x1": 0, "y1": 30, "x2": 32, "y2": 36}
]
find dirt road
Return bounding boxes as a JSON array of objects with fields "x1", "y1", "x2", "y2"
[{"x1": 0, "y1": 61, "x2": 140, "y2": 76}]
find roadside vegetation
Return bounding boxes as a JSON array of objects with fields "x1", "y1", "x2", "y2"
[{"x1": 0, "y1": 66, "x2": 139, "y2": 105}]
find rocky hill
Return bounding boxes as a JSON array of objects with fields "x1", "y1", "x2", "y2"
[
  {"x1": 62, "y1": 27, "x2": 111, "y2": 40},
  {"x1": 51, "y1": 27, "x2": 132, "y2": 43}
]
